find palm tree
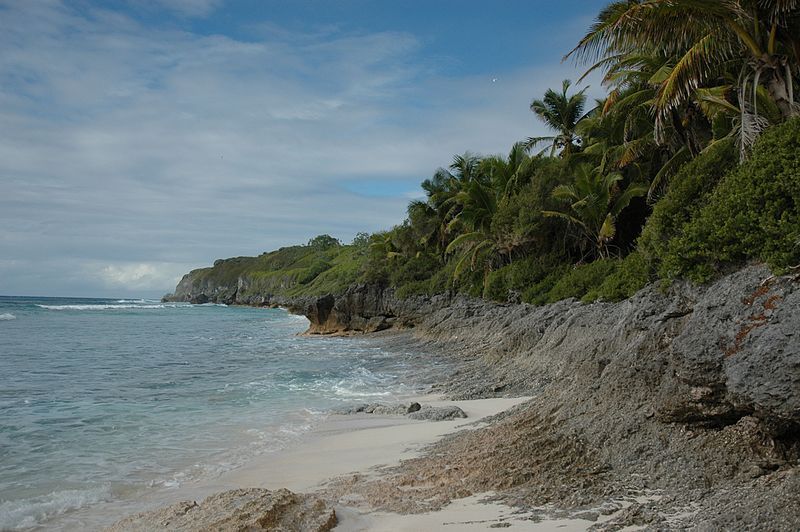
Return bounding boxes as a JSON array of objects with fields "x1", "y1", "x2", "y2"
[
  {"x1": 577, "y1": 53, "x2": 712, "y2": 198},
  {"x1": 418, "y1": 152, "x2": 487, "y2": 252},
  {"x1": 526, "y1": 80, "x2": 592, "y2": 157},
  {"x1": 479, "y1": 142, "x2": 535, "y2": 198},
  {"x1": 567, "y1": 0, "x2": 799, "y2": 152},
  {"x1": 543, "y1": 163, "x2": 648, "y2": 259},
  {"x1": 445, "y1": 179, "x2": 500, "y2": 280}
]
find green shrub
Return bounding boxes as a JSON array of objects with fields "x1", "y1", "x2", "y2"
[
  {"x1": 542, "y1": 260, "x2": 619, "y2": 304},
  {"x1": 483, "y1": 268, "x2": 510, "y2": 302},
  {"x1": 427, "y1": 261, "x2": 458, "y2": 294},
  {"x1": 584, "y1": 252, "x2": 651, "y2": 302},
  {"x1": 388, "y1": 253, "x2": 441, "y2": 287},
  {"x1": 638, "y1": 137, "x2": 737, "y2": 268},
  {"x1": 661, "y1": 118, "x2": 800, "y2": 281},
  {"x1": 484, "y1": 254, "x2": 572, "y2": 303},
  {"x1": 395, "y1": 279, "x2": 433, "y2": 299},
  {"x1": 298, "y1": 259, "x2": 332, "y2": 284},
  {"x1": 522, "y1": 264, "x2": 572, "y2": 305}
]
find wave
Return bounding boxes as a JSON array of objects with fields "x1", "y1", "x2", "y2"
[
  {"x1": 0, "y1": 485, "x2": 112, "y2": 530},
  {"x1": 0, "y1": 313, "x2": 15, "y2": 320},
  {"x1": 332, "y1": 385, "x2": 393, "y2": 398},
  {"x1": 37, "y1": 304, "x2": 189, "y2": 311}
]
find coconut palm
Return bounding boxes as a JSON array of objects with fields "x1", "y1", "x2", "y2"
[
  {"x1": 479, "y1": 142, "x2": 536, "y2": 198},
  {"x1": 577, "y1": 53, "x2": 713, "y2": 199},
  {"x1": 526, "y1": 80, "x2": 592, "y2": 157},
  {"x1": 445, "y1": 179, "x2": 500, "y2": 279},
  {"x1": 418, "y1": 152, "x2": 487, "y2": 252},
  {"x1": 567, "y1": 0, "x2": 799, "y2": 154},
  {"x1": 543, "y1": 163, "x2": 648, "y2": 259}
]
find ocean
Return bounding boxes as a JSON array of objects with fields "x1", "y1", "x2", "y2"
[{"x1": 0, "y1": 296, "x2": 426, "y2": 530}]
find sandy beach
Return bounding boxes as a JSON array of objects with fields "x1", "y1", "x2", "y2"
[
  {"x1": 186, "y1": 395, "x2": 553, "y2": 530},
  {"x1": 108, "y1": 392, "x2": 650, "y2": 531}
]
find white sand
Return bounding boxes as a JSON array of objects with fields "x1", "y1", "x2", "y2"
[
  {"x1": 335, "y1": 495, "x2": 600, "y2": 531},
  {"x1": 204, "y1": 395, "x2": 529, "y2": 493},
  {"x1": 90, "y1": 394, "x2": 614, "y2": 530},
  {"x1": 176, "y1": 395, "x2": 573, "y2": 530},
  {"x1": 140, "y1": 394, "x2": 612, "y2": 530}
]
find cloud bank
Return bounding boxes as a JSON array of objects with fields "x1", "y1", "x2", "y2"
[{"x1": 0, "y1": 1, "x2": 598, "y2": 297}]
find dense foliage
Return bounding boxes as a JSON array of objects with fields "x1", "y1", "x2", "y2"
[
  {"x1": 661, "y1": 118, "x2": 800, "y2": 281},
  {"x1": 187, "y1": 1, "x2": 799, "y2": 305}
]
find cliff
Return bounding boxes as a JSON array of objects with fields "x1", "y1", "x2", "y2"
[
  {"x1": 158, "y1": 262, "x2": 800, "y2": 527},
  {"x1": 306, "y1": 265, "x2": 800, "y2": 529},
  {"x1": 297, "y1": 265, "x2": 800, "y2": 436},
  {"x1": 168, "y1": 258, "x2": 800, "y2": 433},
  {"x1": 162, "y1": 244, "x2": 365, "y2": 305}
]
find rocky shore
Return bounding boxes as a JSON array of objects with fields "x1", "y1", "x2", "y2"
[{"x1": 141, "y1": 264, "x2": 800, "y2": 529}]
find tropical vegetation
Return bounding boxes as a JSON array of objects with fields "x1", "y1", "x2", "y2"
[{"x1": 187, "y1": 1, "x2": 800, "y2": 305}]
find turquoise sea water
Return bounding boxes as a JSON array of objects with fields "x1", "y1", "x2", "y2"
[{"x1": 0, "y1": 296, "x2": 424, "y2": 530}]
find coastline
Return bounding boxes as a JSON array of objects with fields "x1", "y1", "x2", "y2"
[
  {"x1": 112, "y1": 264, "x2": 800, "y2": 530},
  {"x1": 107, "y1": 395, "x2": 546, "y2": 531}
]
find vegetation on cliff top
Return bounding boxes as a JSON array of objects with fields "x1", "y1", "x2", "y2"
[{"x1": 172, "y1": 1, "x2": 800, "y2": 304}]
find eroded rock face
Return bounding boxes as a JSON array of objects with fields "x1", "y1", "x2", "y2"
[
  {"x1": 408, "y1": 405, "x2": 468, "y2": 421},
  {"x1": 107, "y1": 488, "x2": 336, "y2": 532},
  {"x1": 301, "y1": 266, "x2": 800, "y2": 434},
  {"x1": 332, "y1": 402, "x2": 467, "y2": 421}
]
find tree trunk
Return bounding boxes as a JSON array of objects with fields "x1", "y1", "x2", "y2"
[{"x1": 764, "y1": 61, "x2": 796, "y2": 120}]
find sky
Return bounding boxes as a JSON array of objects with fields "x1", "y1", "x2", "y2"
[{"x1": 0, "y1": 0, "x2": 609, "y2": 298}]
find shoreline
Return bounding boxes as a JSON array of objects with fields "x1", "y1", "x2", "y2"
[
  {"x1": 106, "y1": 392, "x2": 665, "y2": 531},
  {"x1": 108, "y1": 395, "x2": 548, "y2": 531},
  {"x1": 108, "y1": 265, "x2": 800, "y2": 530}
]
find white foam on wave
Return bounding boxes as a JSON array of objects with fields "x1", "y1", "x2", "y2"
[
  {"x1": 0, "y1": 485, "x2": 112, "y2": 530},
  {"x1": 0, "y1": 313, "x2": 15, "y2": 320},
  {"x1": 332, "y1": 385, "x2": 393, "y2": 398},
  {"x1": 37, "y1": 304, "x2": 188, "y2": 311}
]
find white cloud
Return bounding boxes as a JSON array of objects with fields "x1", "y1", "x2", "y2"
[
  {"x1": 94, "y1": 262, "x2": 186, "y2": 290},
  {"x1": 0, "y1": 1, "x2": 598, "y2": 297}
]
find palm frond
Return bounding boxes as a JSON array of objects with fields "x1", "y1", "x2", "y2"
[{"x1": 647, "y1": 146, "x2": 692, "y2": 202}]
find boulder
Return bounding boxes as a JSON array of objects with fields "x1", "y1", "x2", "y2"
[
  {"x1": 107, "y1": 488, "x2": 336, "y2": 532},
  {"x1": 408, "y1": 405, "x2": 468, "y2": 421}
]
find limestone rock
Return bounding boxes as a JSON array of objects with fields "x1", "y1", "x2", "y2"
[
  {"x1": 408, "y1": 405, "x2": 467, "y2": 421},
  {"x1": 107, "y1": 488, "x2": 336, "y2": 532}
]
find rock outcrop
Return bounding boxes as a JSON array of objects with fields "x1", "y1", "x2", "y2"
[
  {"x1": 333, "y1": 402, "x2": 467, "y2": 420},
  {"x1": 316, "y1": 265, "x2": 800, "y2": 530},
  {"x1": 298, "y1": 265, "x2": 800, "y2": 435},
  {"x1": 154, "y1": 262, "x2": 800, "y2": 529},
  {"x1": 166, "y1": 263, "x2": 800, "y2": 433},
  {"x1": 107, "y1": 488, "x2": 336, "y2": 532}
]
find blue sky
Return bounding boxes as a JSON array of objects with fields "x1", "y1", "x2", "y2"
[{"x1": 0, "y1": 0, "x2": 608, "y2": 297}]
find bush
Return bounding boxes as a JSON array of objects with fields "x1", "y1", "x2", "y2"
[
  {"x1": 542, "y1": 260, "x2": 619, "y2": 304},
  {"x1": 395, "y1": 279, "x2": 433, "y2": 299},
  {"x1": 584, "y1": 252, "x2": 651, "y2": 302},
  {"x1": 522, "y1": 264, "x2": 572, "y2": 305},
  {"x1": 388, "y1": 253, "x2": 441, "y2": 288},
  {"x1": 484, "y1": 254, "x2": 571, "y2": 303},
  {"x1": 638, "y1": 137, "x2": 737, "y2": 269},
  {"x1": 483, "y1": 268, "x2": 510, "y2": 302},
  {"x1": 298, "y1": 259, "x2": 332, "y2": 284},
  {"x1": 661, "y1": 118, "x2": 800, "y2": 282}
]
